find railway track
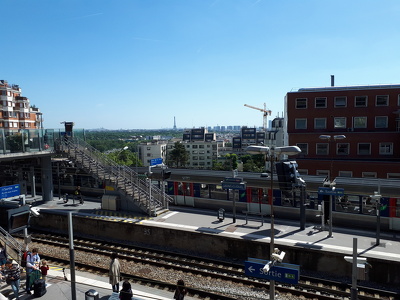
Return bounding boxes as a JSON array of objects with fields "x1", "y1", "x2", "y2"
[{"x1": 15, "y1": 232, "x2": 399, "y2": 300}]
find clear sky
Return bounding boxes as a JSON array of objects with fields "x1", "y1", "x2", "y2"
[{"x1": 3, "y1": 0, "x2": 400, "y2": 130}]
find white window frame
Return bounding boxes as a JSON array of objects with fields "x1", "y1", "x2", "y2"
[
  {"x1": 334, "y1": 117, "x2": 346, "y2": 129},
  {"x1": 339, "y1": 171, "x2": 352, "y2": 177},
  {"x1": 353, "y1": 116, "x2": 367, "y2": 128},
  {"x1": 316, "y1": 143, "x2": 329, "y2": 155},
  {"x1": 295, "y1": 118, "x2": 307, "y2": 129},
  {"x1": 334, "y1": 96, "x2": 347, "y2": 107},
  {"x1": 375, "y1": 116, "x2": 388, "y2": 128},
  {"x1": 337, "y1": 143, "x2": 349, "y2": 155},
  {"x1": 387, "y1": 173, "x2": 400, "y2": 179},
  {"x1": 379, "y1": 142, "x2": 393, "y2": 155},
  {"x1": 358, "y1": 143, "x2": 371, "y2": 155},
  {"x1": 295, "y1": 98, "x2": 307, "y2": 109},
  {"x1": 376, "y1": 95, "x2": 389, "y2": 106},
  {"x1": 315, "y1": 97, "x2": 327, "y2": 108},
  {"x1": 314, "y1": 118, "x2": 326, "y2": 129},
  {"x1": 355, "y1": 96, "x2": 367, "y2": 107},
  {"x1": 362, "y1": 172, "x2": 377, "y2": 178},
  {"x1": 296, "y1": 143, "x2": 308, "y2": 155}
]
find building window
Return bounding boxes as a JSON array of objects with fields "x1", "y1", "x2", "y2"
[
  {"x1": 379, "y1": 142, "x2": 393, "y2": 155},
  {"x1": 398, "y1": 94, "x2": 400, "y2": 106},
  {"x1": 314, "y1": 118, "x2": 326, "y2": 129},
  {"x1": 362, "y1": 172, "x2": 377, "y2": 178},
  {"x1": 358, "y1": 143, "x2": 371, "y2": 155},
  {"x1": 192, "y1": 145, "x2": 198, "y2": 148},
  {"x1": 334, "y1": 117, "x2": 346, "y2": 128},
  {"x1": 295, "y1": 118, "x2": 307, "y2": 129},
  {"x1": 339, "y1": 171, "x2": 352, "y2": 177},
  {"x1": 334, "y1": 96, "x2": 347, "y2": 107},
  {"x1": 316, "y1": 143, "x2": 329, "y2": 155},
  {"x1": 387, "y1": 173, "x2": 400, "y2": 179},
  {"x1": 376, "y1": 95, "x2": 389, "y2": 106},
  {"x1": 315, "y1": 97, "x2": 327, "y2": 108},
  {"x1": 353, "y1": 117, "x2": 367, "y2": 128},
  {"x1": 316, "y1": 170, "x2": 329, "y2": 177},
  {"x1": 355, "y1": 96, "x2": 367, "y2": 107},
  {"x1": 295, "y1": 98, "x2": 307, "y2": 109},
  {"x1": 375, "y1": 116, "x2": 388, "y2": 128},
  {"x1": 337, "y1": 143, "x2": 349, "y2": 155},
  {"x1": 296, "y1": 143, "x2": 308, "y2": 155}
]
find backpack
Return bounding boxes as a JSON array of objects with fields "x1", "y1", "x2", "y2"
[{"x1": 21, "y1": 251, "x2": 31, "y2": 268}]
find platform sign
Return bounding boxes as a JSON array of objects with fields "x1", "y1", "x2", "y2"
[
  {"x1": 245, "y1": 258, "x2": 300, "y2": 284},
  {"x1": 224, "y1": 177, "x2": 243, "y2": 183},
  {"x1": 0, "y1": 184, "x2": 20, "y2": 199},
  {"x1": 150, "y1": 157, "x2": 163, "y2": 166},
  {"x1": 222, "y1": 182, "x2": 246, "y2": 190},
  {"x1": 318, "y1": 187, "x2": 344, "y2": 196}
]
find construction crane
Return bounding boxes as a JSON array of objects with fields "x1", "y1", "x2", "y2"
[{"x1": 244, "y1": 103, "x2": 272, "y2": 130}]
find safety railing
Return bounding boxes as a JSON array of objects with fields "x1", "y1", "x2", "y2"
[{"x1": 57, "y1": 137, "x2": 172, "y2": 216}]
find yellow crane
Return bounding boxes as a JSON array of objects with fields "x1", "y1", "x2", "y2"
[{"x1": 244, "y1": 103, "x2": 272, "y2": 130}]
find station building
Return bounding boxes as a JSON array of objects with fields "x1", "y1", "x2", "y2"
[{"x1": 285, "y1": 83, "x2": 400, "y2": 179}]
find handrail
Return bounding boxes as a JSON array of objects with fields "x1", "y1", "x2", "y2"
[
  {"x1": 57, "y1": 137, "x2": 172, "y2": 215},
  {"x1": 0, "y1": 225, "x2": 24, "y2": 253}
]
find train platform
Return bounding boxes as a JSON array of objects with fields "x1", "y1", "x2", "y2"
[
  {"x1": 34, "y1": 195, "x2": 400, "y2": 263},
  {"x1": 0, "y1": 267, "x2": 189, "y2": 300},
  {"x1": 3, "y1": 194, "x2": 399, "y2": 299}
]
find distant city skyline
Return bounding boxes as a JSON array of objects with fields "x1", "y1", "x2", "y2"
[{"x1": 2, "y1": 1, "x2": 400, "y2": 130}]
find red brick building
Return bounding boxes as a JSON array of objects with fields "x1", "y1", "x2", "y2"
[{"x1": 285, "y1": 84, "x2": 400, "y2": 179}]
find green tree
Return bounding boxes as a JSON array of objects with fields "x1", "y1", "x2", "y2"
[
  {"x1": 107, "y1": 148, "x2": 142, "y2": 167},
  {"x1": 167, "y1": 142, "x2": 189, "y2": 167}
]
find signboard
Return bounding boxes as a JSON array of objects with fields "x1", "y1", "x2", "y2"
[
  {"x1": 150, "y1": 157, "x2": 163, "y2": 166},
  {"x1": 245, "y1": 258, "x2": 300, "y2": 284},
  {"x1": 318, "y1": 187, "x2": 344, "y2": 196},
  {"x1": 0, "y1": 184, "x2": 20, "y2": 199},
  {"x1": 222, "y1": 182, "x2": 246, "y2": 190},
  {"x1": 224, "y1": 177, "x2": 243, "y2": 183}
]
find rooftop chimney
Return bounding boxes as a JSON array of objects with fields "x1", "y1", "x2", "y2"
[{"x1": 331, "y1": 75, "x2": 335, "y2": 87}]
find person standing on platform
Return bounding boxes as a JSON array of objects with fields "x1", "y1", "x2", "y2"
[
  {"x1": 119, "y1": 280, "x2": 133, "y2": 300},
  {"x1": 109, "y1": 252, "x2": 121, "y2": 292},
  {"x1": 173, "y1": 279, "x2": 187, "y2": 300},
  {"x1": 25, "y1": 248, "x2": 40, "y2": 295},
  {"x1": 1, "y1": 259, "x2": 21, "y2": 299},
  {"x1": 40, "y1": 260, "x2": 49, "y2": 283},
  {"x1": 0, "y1": 242, "x2": 6, "y2": 269}
]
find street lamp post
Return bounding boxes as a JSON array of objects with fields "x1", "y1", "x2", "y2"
[
  {"x1": 246, "y1": 145, "x2": 301, "y2": 300},
  {"x1": 319, "y1": 135, "x2": 346, "y2": 238}
]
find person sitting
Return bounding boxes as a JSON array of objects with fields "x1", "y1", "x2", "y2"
[{"x1": 119, "y1": 280, "x2": 133, "y2": 300}]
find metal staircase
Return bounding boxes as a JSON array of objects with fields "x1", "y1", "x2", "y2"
[
  {"x1": 57, "y1": 137, "x2": 172, "y2": 216},
  {"x1": 0, "y1": 225, "x2": 24, "y2": 263}
]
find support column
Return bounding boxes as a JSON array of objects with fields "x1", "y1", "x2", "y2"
[{"x1": 41, "y1": 156, "x2": 54, "y2": 202}]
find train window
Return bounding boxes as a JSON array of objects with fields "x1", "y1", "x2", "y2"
[
  {"x1": 362, "y1": 196, "x2": 377, "y2": 215},
  {"x1": 336, "y1": 195, "x2": 360, "y2": 213},
  {"x1": 209, "y1": 184, "x2": 228, "y2": 201}
]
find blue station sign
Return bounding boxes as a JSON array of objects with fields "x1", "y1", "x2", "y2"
[
  {"x1": 318, "y1": 187, "x2": 344, "y2": 196},
  {"x1": 245, "y1": 258, "x2": 300, "y2": 284},
  {"x1": 150, "y1": 157, "x2": 163, "y2": 166},
  {"x1": 0, "y1": 184, "x2": 20, "y2": 199},
  {"x1": 222, "y1": 182, "x2": 246, "y2": 190}
]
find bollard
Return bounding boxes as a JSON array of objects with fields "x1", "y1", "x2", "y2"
[{"x1": 85, "y1": 289, "x2": 99, "y2": 300}]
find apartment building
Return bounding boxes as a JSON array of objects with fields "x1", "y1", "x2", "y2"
[
  {"x1": 171, "y1": 128, "x2": 219, "y2": 169},
  {"x1": 285, "y1": 84, "x2": 400, "y2": 179},
  {"x1": 138, "y1": 141, "x2": 167, "y2": 167},
  {"x1": 0, "y1": 80, "x2": 42, "y2": 130}
]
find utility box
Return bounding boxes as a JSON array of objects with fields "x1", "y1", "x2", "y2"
[
  {"x1": 101, "y1": 195, "x2": 119, "y2": 211},
  {"x1": 85, "y1": 289, "x2": 99, "y2": 300}
]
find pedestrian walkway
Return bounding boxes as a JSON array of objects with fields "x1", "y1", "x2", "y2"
[{"x1": 1, "y1": 267, "x2": 190, "y2": 300}]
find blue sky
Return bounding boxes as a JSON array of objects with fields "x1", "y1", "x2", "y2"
[{"x1": 3, "y1": 0, "x2": 400, "y2": 130}]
